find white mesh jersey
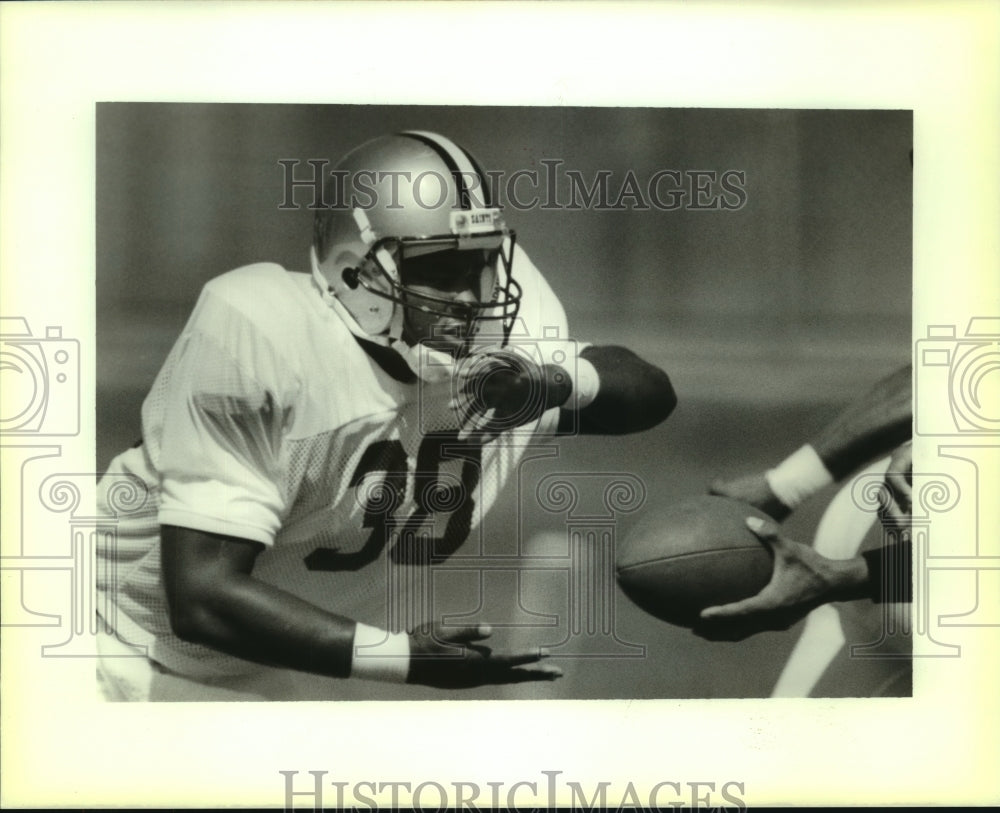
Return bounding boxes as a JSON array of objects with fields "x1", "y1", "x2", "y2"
[{"x1": 96, "y1": 245, "x2": 571, "y2": 678}]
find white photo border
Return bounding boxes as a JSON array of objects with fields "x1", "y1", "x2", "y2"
[{"x1": 1, "y1": 1, "x2": 998, "y2": 808}]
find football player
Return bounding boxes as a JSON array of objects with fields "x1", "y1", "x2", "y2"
[{"x1": 95, "y1": 131, "x2": 676, "y2": 700}]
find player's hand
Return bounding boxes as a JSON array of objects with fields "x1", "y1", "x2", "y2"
[
  {"x1": 406, "y1": 623, "x2": 562, "y2": 688},
  {"x1": 879, "y1": 441, "x2": 913, "y2": 529},
  {"x1": 692, "y1": 516, "x2": 866, "y2": 641},
  {"x1": 450, "y1": 349, "x2": 569, "y2": 444},
  {"x1": 708, "y1": 473, "x2": 792, "y2": 522}
]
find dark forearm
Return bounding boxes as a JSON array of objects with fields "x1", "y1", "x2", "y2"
[
  {"x1": 812, "y1": 364, "x2": 912, "y2": 480},
  {"x1": 161, "y1": 525, "x2": 356, "y2": 678},
  {"x1": 823, "y1": 543, "x2": 912, "y2": 604},
  {"x1": 559, "y1": 345, "x2": 676, "y2": 435},
  {"x1": 860, "y1": 542, "x2": 913, "y2": 603},
  {"x1": 173, "y1": 573, "x2": 356, "y2": 677}
]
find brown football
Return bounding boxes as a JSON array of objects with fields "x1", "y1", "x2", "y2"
[{"x1": 616, "y1": 495, "x2": 774, "y2": 627}]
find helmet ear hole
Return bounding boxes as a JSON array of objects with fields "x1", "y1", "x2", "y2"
[{"x1": 342, "y1": 267, "x2": 360, "y2": 290}]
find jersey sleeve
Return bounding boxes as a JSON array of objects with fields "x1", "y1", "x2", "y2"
[{"x1": 153, "y1": 283, "x2": 299, "y2": 545}]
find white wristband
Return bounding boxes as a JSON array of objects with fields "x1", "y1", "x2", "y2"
[
  {"x1": 513, "y1": 343, "x2": 601, "y2": 411},
  {"x1": 765, "y1": 444, "x2": 834, "y2": 510},
  {"x1": 567, "y1": 355, "x2": 601, "y2": 410},
  {"x1": 350, "y1": 623, "x2": 410, "y2": 683}
]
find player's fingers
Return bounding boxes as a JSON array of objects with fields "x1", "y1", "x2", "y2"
[
  {"x1": 884, "y1": 472, "x2": 912, "y2": 516},
  {"x1": 887, "y1": 440, "x2": 912, "y2": 475},
  {"x1": 468, "y1": 422, "x2": 505, "y2": 446},
  {"x1": 477, "y1": 429, "x2": 503, "y2": 445},
  {"x1": 745, "y1": 516, "x2": 780, "y2": 545},
  {"x1": 707, "y1": 478, "x2": 727, "y2": 496},
  {"x1": 457, "y1": 410, "x2": 484, "y2": 440},
  {"x1": 700, "y1": 593, "x2": 777, "y2": 619},
  {"x1": 885, "y1": 442, "x2": 913, "y2": 513},
  {"x1": 494, "y1": 664, "x2": 563, "y2": 683},
  {"x1": 879, "y1": 495, "x2": 908, "y2": 527},
  {"x1": 456, "y1": 356, "x2": 499, "y2": 387},
  {"x1": 448, "y1": 385, "x2": 479, "y2": 412},
  {"x1": 699, "y1": 603, "x2": 741, "y2": 619},
  {"x1": 694, "y1": 605, "x2": 798, "y2": 640},
  {"x1": 438, "y1": 624, "x2": 494, "y2": 644},
  {"x1": 707, "y1": 475, "x2": 793, "y2": 522},
  {"x1": 452, "y1": 360, "x2": 492, "y2": 400},
  {"x1": 458, "y1": 407, "x2": 496, "y2": 441},
  {"x1": 492, "y1": 647, "x2": 551, "y2": 668},
  {"x1": 707, "y1": 473, "x2": 762, "y2": 498}
]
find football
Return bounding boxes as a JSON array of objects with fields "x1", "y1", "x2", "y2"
[{"x1": 615, "y1": 495, "x2": 775, "y2": 627}]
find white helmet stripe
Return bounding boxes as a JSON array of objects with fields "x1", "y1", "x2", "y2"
[{"x1": 401, "y1": 130, "x2": 486, "y2": 209}]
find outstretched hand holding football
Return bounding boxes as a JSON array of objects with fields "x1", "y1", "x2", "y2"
[
  {"x1": 692, "y1": 516, "x2": 868, "y2": 641},
  {"x1": 406, "y1": 623, "x2": 562, "y2": 689}
]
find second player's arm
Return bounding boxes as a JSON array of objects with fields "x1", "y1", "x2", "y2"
[
  {"x1": 810, "y1": 363, "x2": 912, "y2": 479},
  {"x1": 711, "y1": 363, "x2": 912, "y2": 518}
]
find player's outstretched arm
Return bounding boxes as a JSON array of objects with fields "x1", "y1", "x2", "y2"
[
  {"x1": 162, "y1": 525, "x2": 560, "y2": 687},
  {"x1": 452, "y1": 343, "x2": 675, "y2": 441},
  {"x1": 561, "y1": 345, "x2": 677, "y2": 435},
  {"x1": 710, "y1": 363, "x2": 912, "y2": 519}
]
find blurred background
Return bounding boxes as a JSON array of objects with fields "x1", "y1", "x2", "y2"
[{"x1": 97, "y1": 105, "x2": 911, "y2": 699}]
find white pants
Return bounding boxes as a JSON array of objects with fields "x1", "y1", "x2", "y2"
[{"x1": 95, "y1": 627, "x2": 295, "y2": 701}]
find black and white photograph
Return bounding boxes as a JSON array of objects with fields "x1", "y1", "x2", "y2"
[
  {"x1": 95, "y1": 104, "x2": 913, "y2": 703},
  {"x1": 1, "y1": 2, "x2": 997, "y2": 809}
]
